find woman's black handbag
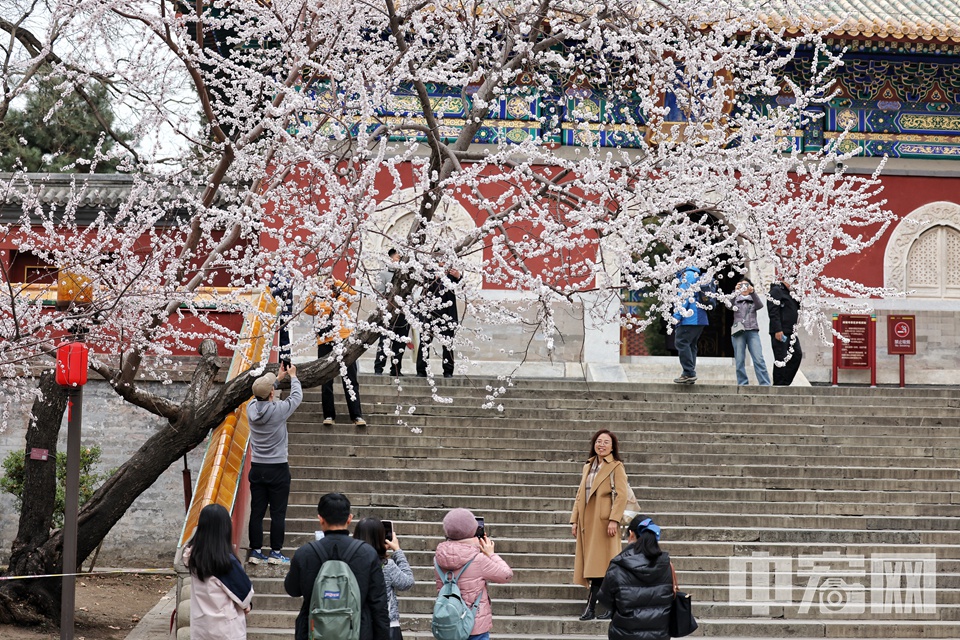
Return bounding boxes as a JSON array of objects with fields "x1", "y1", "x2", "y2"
[{"x1": 669, "y1": 591, "x2": 698, "y2": 637}]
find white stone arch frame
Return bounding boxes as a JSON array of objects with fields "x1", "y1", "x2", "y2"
[
  {"x1": 884, "y1": 201, "x2": 960, "y2": 294},
  {"x1": 362, "y1": 186, "x2": 482, "y2": 288}
]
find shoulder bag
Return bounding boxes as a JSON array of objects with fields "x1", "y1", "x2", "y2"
[
  {"x1": 669, "y1": 563, "x2": 698, "y2": 637},
  {"x1": 609, "y1": 469, "x2": 641, "y2": 526}
]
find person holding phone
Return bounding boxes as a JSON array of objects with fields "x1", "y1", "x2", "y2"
[
  {"x1": 434, "y1": 508, "x2": 513, "y2": 640},
  {"x1": 246, "y1": 363, "x2": 302, "y2": 565},
  {"x1": 570, "y1": 429, "x2": 629, "y2": 620},
  {"x1": 354, "y1": 518, "x2": 414, "y2": 640},
  {"x1": 728, "y1": 278, "x2": 771, "y2": 386}
]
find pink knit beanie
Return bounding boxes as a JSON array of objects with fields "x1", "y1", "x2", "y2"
[{"x1": 442, "y1": 508, "x2": 477, "y2": 541}]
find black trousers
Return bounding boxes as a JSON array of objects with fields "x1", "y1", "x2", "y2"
[
  {"x1": 248, "y1": 462, "x2": 291, "y2": 552},
  {"x1": 318, "y1": 343, "x2": 363, "y2": 420},
  {"x1": 771, "y1": 334, "x2": 803, "y2": 386},
  {"x1": 278, "y1": 315, "x2": 291, "y2": 363},
  {"x1": 416, "y1": 324, "x2": 455, "y2": 376},
  {"x1": 374, "y1": 313, "x2": 410, "y2": 375}
]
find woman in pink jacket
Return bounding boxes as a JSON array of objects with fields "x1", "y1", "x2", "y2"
[
  {"x1": 184, "y1": 504, "x2": 254, "y2": 640},
  {"x1": 434, "y1": 508, "x2": 513, "y2": 640}
]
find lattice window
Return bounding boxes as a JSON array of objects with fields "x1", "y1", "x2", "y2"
[
  {"x1": 907, "y1": 225, "x2": 960, "y2": 297},
  {"x1": 946, "y1": 230, "x2": 960, "y2": 289}
]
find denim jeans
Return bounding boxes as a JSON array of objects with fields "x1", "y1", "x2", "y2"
[
  {"x1": 674, "y1": 324, "x2": 705, "y2": 377},
  {"x1": 468, "y1": 634, "x2": 490, "y2": 640},
  {"x1": 731, "y1": 330, "x2": 771, "y2": 385}
]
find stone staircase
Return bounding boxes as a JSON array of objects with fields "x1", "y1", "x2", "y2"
[{"x1": 244, "y1": 377, "x2": 960, "y2": 639}]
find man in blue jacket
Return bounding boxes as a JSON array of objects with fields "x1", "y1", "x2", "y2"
[{"x1": 673, "y1": 266, "x2": 710, "y2": 384}]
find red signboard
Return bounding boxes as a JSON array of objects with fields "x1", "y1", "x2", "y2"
[
  {"x1": 832, "y1": 314, "x2": 877, "y2": 386},
  {"x1": 836, "y1": 314, "x2": 872, "y2": 369},
  {"x1": 887, "y1": 315, "x2": 916, "y2": 355}
]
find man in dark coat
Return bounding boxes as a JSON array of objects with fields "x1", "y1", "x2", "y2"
[
  {"x1": 374, "y1": 249, "x2": 410, "y2": 376},
  {"x1": 767, "y1": 275, "x2": 802, "y2": 386},
  {"x1": 416, "y1": 266, "x2": 462, "y2": 378},
  {"x1": 284, "y1": 492, "x2": 389, "y2": 640}
]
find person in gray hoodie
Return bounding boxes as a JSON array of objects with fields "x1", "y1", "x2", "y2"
[
  {"x1": 246, "y1": 363, "x2": 302, "y2": 565},
  {"x1": 728, "y1": 278, "x2": 771, "y2": 386}
]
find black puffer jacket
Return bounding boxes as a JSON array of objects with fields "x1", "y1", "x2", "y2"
[
  {"x1": 767, "y1": 282, "x2": 800, "y2": 336},
  {"x1": 597, "y1": 548, "x2": 673, "y2": 640}
]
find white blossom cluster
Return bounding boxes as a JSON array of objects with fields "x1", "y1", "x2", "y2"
[{"x1": 0, "y1": 0, "x2": 896, "y2": 427}]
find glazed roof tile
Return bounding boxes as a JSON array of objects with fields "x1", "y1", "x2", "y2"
[{"x1": 762, "y1": 0, "x2": 960, "y2": 42}]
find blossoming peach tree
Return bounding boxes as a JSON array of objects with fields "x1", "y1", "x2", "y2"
[{"x1": 0, "y1": 0, "x2": 891, "y2": 622}]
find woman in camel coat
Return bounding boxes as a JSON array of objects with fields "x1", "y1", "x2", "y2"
[{"x1": 570, "y1": 429, "x2": 628, "y2": 621}]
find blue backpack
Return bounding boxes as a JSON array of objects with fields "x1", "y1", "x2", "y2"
[{"x1": 432, "y1": 557, "x2": 482, "y2": 640}]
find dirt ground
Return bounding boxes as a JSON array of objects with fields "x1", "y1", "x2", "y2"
[{"x1": 0, "y1": 573, "x2": 173, "y2": 640}]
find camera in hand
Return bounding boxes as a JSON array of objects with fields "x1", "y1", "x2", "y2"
[
  {"x1": 383, "y1": 519, "x2": 394, "y2": 542},
  {"x1": 475, "y1": 516, "x2": 485, "y2": 539}
]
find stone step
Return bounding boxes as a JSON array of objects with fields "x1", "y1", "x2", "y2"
[
  {"x1": 316, "y1": 391, "x2": 960, "y2": 415},
  {"x1": 289, "y1": 416, "x2": 960, "y2": 438},
  {"x1": 265, "y1": 526, "x2": 960, "y2": 557},
  {"x1": 246, "y1": 566, "x2": 960, "y2": 608},
  {"x1": 290, "y1": 400, "x2": 960, "y2": 423},
  {"x1": 285, "y1": 456, "x2": 960, "y2": 480},
  {"x1": 283, "y1": 466, "x2": 960, "y2": 490},
  {"x1": 264, "y1": 510, "x2": 960, "y2": 546},
  {"x1": 245, "y1": 610, "x2": 960, "y2": 637},
  {"x1": 246, "y1": 545, "x2": 960, "y2": 574},
  {"x1": 341, "y1": 377, "x2": 960, "y2": 399},
  {"x1": 282, "y1": 444, "x2": 956, "y2": 470},
  {"x1": 289, "y1": 448, "x2": 960, "y2": 481},
  {"x1": 247, "y1": 589, "x2": 960, "y2": 620},
  {"x1": 285, "y1": 448, "x2": 960, "y2": 470},
  {"x1": 279, "y1": 501, "x2": 960, "y2": 525},
  {"x1": 289, "y1": 428, "x2": 960, "y2": 452},
  {"x1": 289, "y1": 425, "x2": 960, "y2": 458},
  {"x1": 280, "y1": 482, "x2": 960, "y2": 506}
]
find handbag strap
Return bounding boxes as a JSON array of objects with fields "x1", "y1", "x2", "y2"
[{"x1": 671, "y1": 561, "x2": 678, "y2": 596}]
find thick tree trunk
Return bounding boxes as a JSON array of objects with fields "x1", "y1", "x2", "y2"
[
  {"x1": 0, "y1": 334, "x2": 379, "y2": 626},
  {"x1": 0, "y1": 371, "x2": 67, "y2": 625}
]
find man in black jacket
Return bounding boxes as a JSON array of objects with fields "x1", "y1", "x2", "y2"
[
  {"x1": 416, "y1": 266, "x2": 462, "y2": 378},
  {"x1": 284, "y1": 493, "x2": 389, "y2": 640},
  {"x1": 767, "y1": 276, "x2": 802, "y2": 386}
]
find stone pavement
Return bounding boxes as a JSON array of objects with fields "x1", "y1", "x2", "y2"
[{"x1": 124, "y1": 586, "x2": 175, "y2": 640}]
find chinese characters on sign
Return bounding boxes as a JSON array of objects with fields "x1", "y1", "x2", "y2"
[
  {"x1": 837, "y1": 314, "x2": 871, "y2": 368},
  {"x1": 832, "y1": 314, "x2": 877, "y2": 386},
  {"x1": 729, "y1": 552, "x2": 937, "y2": 617},
  {"x1": 887, "y1": 315, "x2": 916, "y2": 355}
]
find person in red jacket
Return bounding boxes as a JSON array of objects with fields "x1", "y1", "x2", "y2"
[{"x1": 434, "y1": 508, "x2": 513, "y2": 640}]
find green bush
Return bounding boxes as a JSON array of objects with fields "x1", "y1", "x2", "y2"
[{"x1": 1, "y1": 446, "x2": 109, "y2": 530}]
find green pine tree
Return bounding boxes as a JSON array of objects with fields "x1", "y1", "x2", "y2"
[{"x1": 0, "y1": 74, "x2": 131, "y2": 173}]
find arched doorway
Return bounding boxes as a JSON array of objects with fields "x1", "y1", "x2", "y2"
[{"x1": 621, "y1": 207, "x2": 738, "y2": 358}]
